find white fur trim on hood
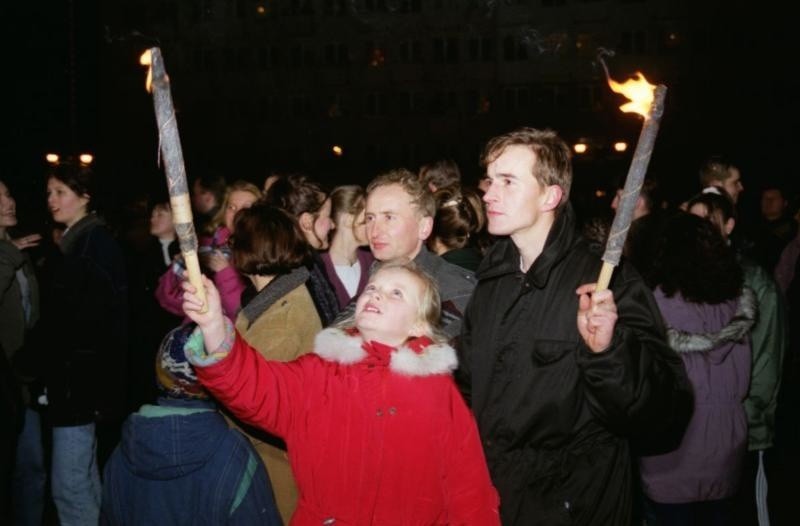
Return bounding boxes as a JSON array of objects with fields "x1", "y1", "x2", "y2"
[{"x1": 313, "y1": 328, "x2": 458, "y2": 377}]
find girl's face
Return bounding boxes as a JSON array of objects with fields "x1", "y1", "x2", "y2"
[
  {"x1": 224, "y1": 190, "x2": 259, "y2": 231},
  {"x1": 355, "y1": 266, "x2": 427, "y2": 347},
  {"x1": 0, "y1": 182, "x2": 17, "y2": 230},
  {"x1": 47, "y1": 177, "x2": 89, "y2": 227},
  {"x1": 150, "y1": 205, "x2": 175, "y2": 239}
]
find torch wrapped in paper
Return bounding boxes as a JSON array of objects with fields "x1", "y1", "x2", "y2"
[
  {"x1": 596, "y1": 72, "x2": 667, "y2": 291},
  {"x1": 141, "y1": 48, "x2": 207, "y2": 311}
]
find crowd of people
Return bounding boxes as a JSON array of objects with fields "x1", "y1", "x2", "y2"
[{"x1": 1, "y1": 126, "x2": 799, "y2": 525}]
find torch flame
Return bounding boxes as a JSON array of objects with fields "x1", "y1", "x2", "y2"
[
  {"x1": 608, "y1": 72, "x2": 656, "y2": 117},
  {"x1": 140, "y1": 50, "x2": 153, "y2": 93}
]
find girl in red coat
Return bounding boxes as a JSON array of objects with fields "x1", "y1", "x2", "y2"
[{"x1": 182, "y1": 261, "x2": 500, "y2": 525}]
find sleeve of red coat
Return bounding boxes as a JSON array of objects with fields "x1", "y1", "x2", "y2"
[
  {"x1": 441, "y1": 380, "x2": 501, "y2": 525},
  {"x1": 212, "y1": 265, "x2": 246, "y2": 319},
  {"x1": 192, "y1": 331, "x2": 308, "y2": 439}
]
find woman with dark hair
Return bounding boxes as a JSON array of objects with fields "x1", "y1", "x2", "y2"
[
  {"x1": 229, "y1": 202, "x2": 322, "y2": 523},
  {"x1": 427, "y1": 187, "x2": 489, "y2": 272},
  {"x1": 319, "y1": 185, "x2": 374, "y2": 309},
  {"x1": 264, "y1": 174, "x2": 339, "y2": 326},
  {"x1": 639, "y1": 212, "x2": 755, "y2": 525},
  {"x1": 40, "y1": 162, "x2": 128, "y2": 525}
]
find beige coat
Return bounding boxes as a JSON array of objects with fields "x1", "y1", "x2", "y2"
[{"x1": 234, "y1": 275, "x2": 322, "y2": 524}]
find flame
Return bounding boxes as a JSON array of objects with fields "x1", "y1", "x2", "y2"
[
  {"x1": 607, "y1": 72, "x2": 655, "y2": 117},
  {"x1": 140, "y1": 50, "x2": 152, "y2": 93}
]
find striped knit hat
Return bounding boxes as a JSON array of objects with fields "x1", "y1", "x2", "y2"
[{"x1": 155, "y1": 323, "x2": 209, "y2": 400}]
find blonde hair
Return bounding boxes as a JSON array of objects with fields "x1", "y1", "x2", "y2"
[
  {"x1": 204, "y1": 180, "x2": 262, "y2": 235},
  {"x1": 333, "y1": 261, "x2": 448, "y2": 344}
]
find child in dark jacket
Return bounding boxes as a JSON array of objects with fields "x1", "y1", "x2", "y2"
[{"x1": 100, "y1": 323, "x2": 281, "y2": 526}]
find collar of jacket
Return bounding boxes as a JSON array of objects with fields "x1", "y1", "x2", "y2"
[
  {"x1": 239, "y1": 267, "x2": 311, "y2": 326},
  {"x1": 476, "y1": 203, "x2": 579, "y2": 288},
  {"x1": 60, "y1": 213, "x2": 105, "y2": 254},
  {"x1": 313, "y1": 327, "x2": 458, "y2": 376}
]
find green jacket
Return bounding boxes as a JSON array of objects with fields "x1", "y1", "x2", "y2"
[
  {"x1": 742, "y1": 258, "x2": 787, "y2": 450},
  {"x1": 0, "y1": 239, "x2": 39, "y2": 360}
]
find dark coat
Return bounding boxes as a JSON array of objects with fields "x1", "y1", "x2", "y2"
[
  {"x1": 40, "y1": 214, "x2": 129, "y2": 426},
  {"x1": 101, "y1": 399, "x2": 281, "y2": 526},
  {"x1": 458, "y1": 205, "x2": 692, "y2": 526}
]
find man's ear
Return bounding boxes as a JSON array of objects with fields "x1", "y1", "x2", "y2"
[
  {"x1": 298, "y1": 211, "x2": 315, "y2": 234},
  {"x1": 418, "y1": 215, "x2": 434, "y2": 241},
  {"x1": 541, "y1": 185, "x2": 564, "y2": 212}
]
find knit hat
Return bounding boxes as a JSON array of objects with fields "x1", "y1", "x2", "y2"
[{"x1": 155, "y1": 323, "x2": 209, "y2": 400}]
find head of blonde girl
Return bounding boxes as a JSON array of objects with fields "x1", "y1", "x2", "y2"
[{"x1": 339, "y1": 262, "x2": 445, "y2": 347}]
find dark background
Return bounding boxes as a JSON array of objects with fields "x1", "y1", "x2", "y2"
[{"x1": 2, "y1": 0, "x2": 798, "y2": 231}]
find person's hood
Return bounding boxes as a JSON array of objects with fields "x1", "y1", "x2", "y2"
[{"x1": 118, "y1": 400, "x2": 227, "y2": 480}]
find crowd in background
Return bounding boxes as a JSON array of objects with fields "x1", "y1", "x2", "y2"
[{"x1": 1, "y1": 126, "x2": 799, "y2": 525}]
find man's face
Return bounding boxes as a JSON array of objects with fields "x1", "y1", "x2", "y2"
[
  {"x1": 365, "y1": 184, "x2": 431, "y2": 262},
  {"x1": 760, "y1": 189, "x2": 786, "y2": 221},
  {"x1": 483, "y1": 145, "x2": 555, "y2": 240},
  {"x1": 721, "y1": 167, "x2": 744, "y2": 203}
]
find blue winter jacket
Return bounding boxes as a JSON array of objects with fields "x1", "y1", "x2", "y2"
[{"x1": 101, "y1": 398, "x2": 282, "y2": 525}]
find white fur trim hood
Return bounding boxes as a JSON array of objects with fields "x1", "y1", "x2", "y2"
[{"x1": 313, "y1": 328, "x2": 458, "y2": 377}]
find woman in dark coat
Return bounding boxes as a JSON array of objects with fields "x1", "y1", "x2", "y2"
[{"x1": 40, "y1": 162, "x2": 128, "y2": 525}]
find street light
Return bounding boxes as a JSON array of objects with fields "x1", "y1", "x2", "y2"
[
  {"x1": 573, "y1": 143, "x2": 588, "y2": 154},
  {"x1": 46, "y1": 153, "x2": 60, "y2": 164},
  {"x1": 613, "y1": 141, "x2": 628, "y2": 153},
  {"x1": 79, "y1": 153, "x2": 94, "y2": 165}
]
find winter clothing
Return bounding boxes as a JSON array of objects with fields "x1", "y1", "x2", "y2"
[
  {"x1": 189, "y1": 325, "x2": 501, "y2": 525},
  {"x1": 740, "y1": 259, "x2": 786, "y2": 450},
  {"x1": 40, "y1": 213, "x2": 128, "y2": 425},
  {"x1": 0, "y1": 240, "x2": 39, "y2": 360},
  {"x1": 306, "y1": 252, "x2": 341, "y2": 327},
  {"x1": 155, "y1": 226, "x2": 246, "y2": 320},
  {"x1": 458, "y1": 204, "x2": 692, "y2": 526},
  {"x1": 441, "y1": 246, "x2": 484, "y2": 273},
  {"x1": 640, "y1": 287, "x2": 755, "y2": 503},
  {"x1": 234, "y1": 266, "x2": 321, "y2": 524},
  {"x1": 101, "y1": 399, "x2": 281, "y2": 526},
  {"x1": 319, "y1": 248, "x2": 374, "y2": 309}
]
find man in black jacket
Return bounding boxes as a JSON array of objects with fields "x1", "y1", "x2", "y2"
[{"x1": 457, "y1": 127, "x2": 692, "y2": 525}]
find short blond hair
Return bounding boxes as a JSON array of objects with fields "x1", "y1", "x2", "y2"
[{"x1": 367, "y1": 169, "x2": 436, "y2": 218}]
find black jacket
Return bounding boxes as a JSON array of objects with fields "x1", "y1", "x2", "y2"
[
  {"x1": 458, "y1": 205, "x2": 692, "y2": 526},
  {"x1": 41, "y1": 214, "x2": 129, "y2": 426}
]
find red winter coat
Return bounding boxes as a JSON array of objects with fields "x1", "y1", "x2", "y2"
[{"x1": 192, "y1": 327, "x2": 500, "y2": 526}]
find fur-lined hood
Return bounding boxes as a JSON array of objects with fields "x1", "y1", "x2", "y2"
[
  {"x1": 666, "y1": 286, "x2": 758, "y2": 354},
  {"x1": 313, "y1": 327, "x2": 458, "y2": 377}
]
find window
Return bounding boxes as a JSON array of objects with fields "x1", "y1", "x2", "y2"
[
  {"x1": 503, "y1": 35, "x2": 529, "y2": 61},
  {"x1": 619, "y1": 30, "x2": 647, "y2": 54},
  {"x1": 468, "y1": 37, "x2": 494, "y2": 61},
  {"x1": 433, "y1": 37, "x2": 459, "y2": 64}
]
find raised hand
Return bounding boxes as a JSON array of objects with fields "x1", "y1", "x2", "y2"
[{"x1": 576, "y1": 283, "x2": 618, "y2": 353}]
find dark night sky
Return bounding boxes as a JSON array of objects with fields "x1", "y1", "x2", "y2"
[{"x1": 3, "y1": 1, "x2": 799, "y2": 227}]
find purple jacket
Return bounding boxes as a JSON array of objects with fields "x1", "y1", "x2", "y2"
[
  {"x1": 640, "y1": 287, "x2": 755, "y2": 503},
  {"x1": 318, "y1": 249, "x2": 374, "y2": 310}
]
